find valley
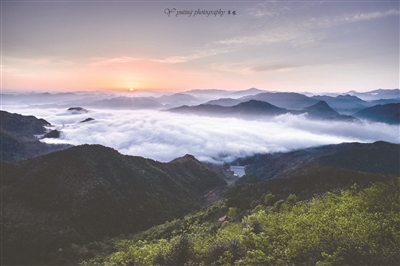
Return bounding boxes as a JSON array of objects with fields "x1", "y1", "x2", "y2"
[{"x1": 1, "y1": 88, "x2": 399, "y2": 265}]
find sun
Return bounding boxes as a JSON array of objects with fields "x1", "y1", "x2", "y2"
[{"x1": 129, "y1": 88, "x2": 134, "y2": 92}]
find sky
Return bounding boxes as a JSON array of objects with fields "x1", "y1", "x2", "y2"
[{"x1": 2, "y1": 0, "x2": 399, "y2": 93}]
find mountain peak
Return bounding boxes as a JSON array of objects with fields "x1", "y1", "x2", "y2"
[
  {"x1": 170, "y1": 154, "x2": 197, "y2": 163},
  {"x1": 311, "y1": 100, "x2": 329, "y2": 107},
  {"x1": 236, "y1": 99, "x2": 274, "y2": 107},
  {"x1": 302, "y1": 101, "x2": 339, "y2": 118}
]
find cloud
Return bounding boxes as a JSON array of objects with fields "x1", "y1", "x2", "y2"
[
  {"x1": 238, "y1": 6, "x2": 400, "y2": 50},
  {"x1": 310, "y1": 8, "x2": 400, "y2": 28},
  {"x1": 210, "y1": 63, "x2": 306, "y2": 75},
  {"x1": 89, "y1": 56, "x2": 142, "y2": 66},
  {"x1": 153, "y1": 47, "x2": 233, "y2": 64},
  {"x1": 249, "y1": 64, "x2": 304, "y2": 72},
  {"x1": 161, "y1": 30, "x2": 309, "y2": 69},
  {"x1": 1, "y1": 64, "x2": 18, "y2": 74},
  {"x1": 7, "y1": 107, "x2": 399, "y2": 164},
  {"x1": 340, "y1": 9, "x2": 400, "y2": 23}
]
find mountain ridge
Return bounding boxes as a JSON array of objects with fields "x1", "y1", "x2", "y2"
[
  {"x1": 353, "y1": 103, "x2": 400, "y2": 124},
  {"x1": 0, "y1": 110, "x2": 70, "y2": 161},
  {"x1": 2, "y1": 144, "x2": 226, "y2": 265},
  {"x1": 235, "y1": 141, "x2": 399, "y2": 182}
]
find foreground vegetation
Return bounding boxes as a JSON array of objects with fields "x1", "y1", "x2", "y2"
[{"x1": 80, "y1": 177, "x2": 400, "y2": 265}]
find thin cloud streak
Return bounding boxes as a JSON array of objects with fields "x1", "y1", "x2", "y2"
[
  {"x1": 315, "y1": 9, "x2": 400, "y2": 27},
  {"x1": 250, "y1": 64, "x2": 305, "y2": 73},
  {"x1": 89, "y1": 57, "x2": 143, "y2": 66},
  {"x1": 340, "y1": 9, "x2": 400, "y2": 23},
  {"x1": 153, "y1": 47, "x2": 234, "y2": 64}
]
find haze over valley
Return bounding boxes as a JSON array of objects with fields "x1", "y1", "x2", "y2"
[
  {"x1": 2, "y1": 89, "x2": 399, "y2": 265},
  {"x1": 2, "y1": 88, "x2": 399, "y2": 163}
]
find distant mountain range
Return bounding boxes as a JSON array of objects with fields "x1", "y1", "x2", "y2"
[
  {"x1": 167, "y1": 100, "x2": 288, "y2": 118},
  {"x1": 168, "y1": 98, "x2": 398, "y2": 124},
  {"x1": 310, "y1": 94, "x2": 368, "y2": 114},
  {"x1": 1, "y1": 92, "x2": 112, "y2": 106},
  {"x1": 2, "y1": 89, "x2": 398, "y2": 115},
  {"x1": 205, "y1": 91, "x2": 399, "y2": 114},
  {"x1": 347, "y1": 88, "x2": 400, "y2": 101},
  {"x1": 205, "y1": 92, "x2": 321, "y2": 110},
  {"x1": 167, "y1": 100, "x2": 358, "y2": 121},
  {"x1": 240, "y1": 92, "x2": 319, "y2": 110}
]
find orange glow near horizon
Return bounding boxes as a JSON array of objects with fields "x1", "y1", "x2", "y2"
[
  {"x1": 4, "y1": 53, "x2": 288, "y2": 93},
  {"x1": 3, "y1": 55, "x2": 393, "y2": 94},
  {"x1": 3, "y1": 57, "x2": 205, "y2": 92}
]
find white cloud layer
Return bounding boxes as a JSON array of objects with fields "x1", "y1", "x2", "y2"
[{"x1": 4, "y1": 107, "x2": 399, "y2": 163}]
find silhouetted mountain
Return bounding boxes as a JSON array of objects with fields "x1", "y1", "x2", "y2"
[
  {"x1": 80, "y1": 117, "x2": 95, "y2": 123},
  {"x1": 1, "y1": 92, "x2": 82, "y2": 104},
  {"x1": 347, "y1": 88, "x2": 399, "y2": 101},
  {"x1": 167, "y1": 104, "x2": 227, "y2": 116},
  {"x1": 369, "y1": 98, "x2": 400, "y2": 106},
  {"x1": 223, "y1": 88, "x2": 266, "y2": 98},
  {"x1": 0, "y1": 111, "x2": 70, "y2": 161},
  {"x1": 234, "y1": 141, "x2": 399, "y2": 181},
  {"x1": 301, "y1": 101, "x2": 340, "y2": 118},
  {"x1": 1, "y1": 110, "x2": 49, "y2": 137},
  {"x1": 205, "y1": 98, "x2": 243, "y2": 107},
  {"x1": 311, "y1": 94, "x2": 368, "y2": 114},
  {"x1": 167, "y1": 100, "x2": 288, "y2": 117},
  {"x1": 169, "y1": 100, "x2": 358, "y2": 122},
  {"x1": 353, "y1": 103, "x2": 400, "y2": 124},
  {"x1": 285, "y1": 100, "x2": 358, "y2": 121},
  {"x1": 206, "y1": 92, "x2": 319, "y2": 110},
  {"x1": 67, "y1": 107, "x2": 88, "y2": 113},
  {"x1": 202, "y1": 94, "x2": 398, "y2": 125},
  {"x1": 231, "y1": 100, "x2": 288, "y2": 115},
  {"x1": 157, "y1": 93, "x2": 197, "y2": 103},
  {"x1": 42, "y1": 130, "x2": 60, "y2": 138},
  {"x1": 89, "y1": 96, "x2": 163, "y2": 109},
  {"x1": 240, "y1": 92, "x2": 319, "y2": 110},
  {"x1": 2, "y1": 145, "x2": 226, "y2": 264}
]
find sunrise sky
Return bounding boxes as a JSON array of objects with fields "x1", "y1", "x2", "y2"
[{"x1": 2, "y1": 0, "x2": 399, "y2": 93}]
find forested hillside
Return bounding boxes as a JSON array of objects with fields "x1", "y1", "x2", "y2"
[
  {"x1": 236, "y1": 141, "x2": 399, "y2": 181},
  {"x1": 80, "y1": 177, "x2": 400, "y2": 266},
  {"x1": 1, "y1": 145, "x2": 225, "y2": 265}
]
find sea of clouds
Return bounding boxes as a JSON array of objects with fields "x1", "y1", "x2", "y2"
[{"x1": 4, "y1": 106, "x2": 399, "y2": 163}]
